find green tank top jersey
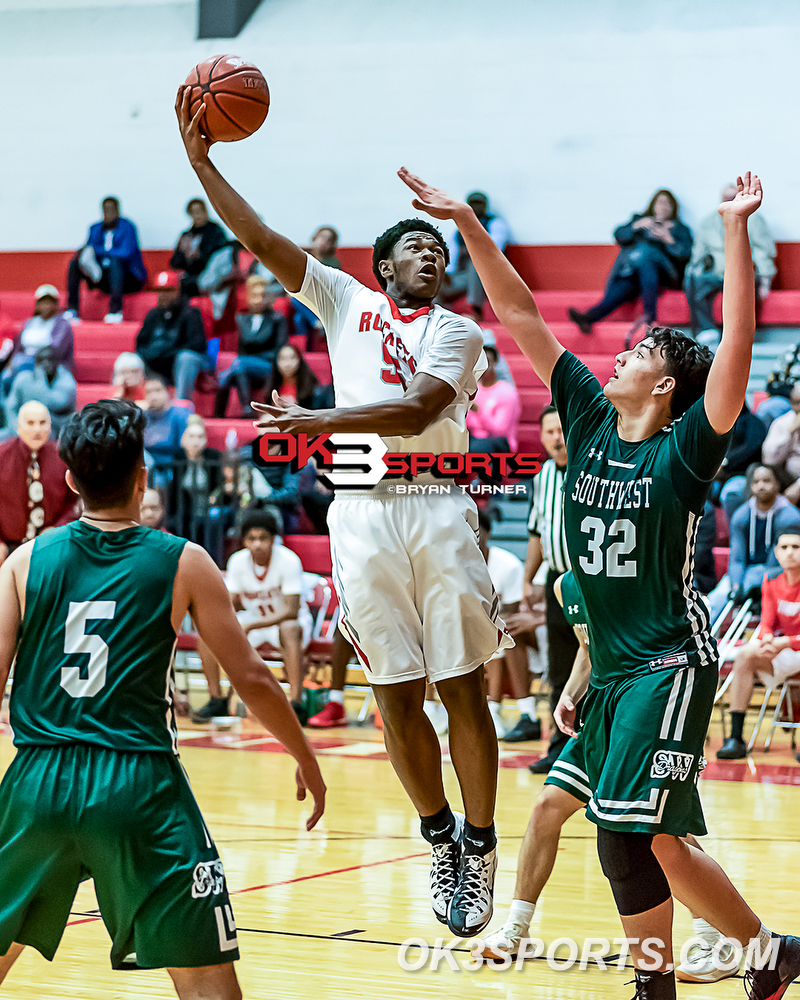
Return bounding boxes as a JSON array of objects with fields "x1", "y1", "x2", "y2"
[
  {"x1": 551, "y1": 352, "x2": 732, "y2": 687},
  {"x1": 12, "y1": 522, "x2": 187, "y2": 752},
  {"x1": 559, "y1": 570, "x2": 589, "y2": 645}
]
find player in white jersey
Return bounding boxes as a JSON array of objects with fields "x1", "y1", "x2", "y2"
[{"x1": 177, "y1": 89, "x2": 512, "y2": 937}]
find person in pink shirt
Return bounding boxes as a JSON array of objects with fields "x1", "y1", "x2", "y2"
[{"x1": 467, "y1": 344, "x2": 521, "y2": 452}]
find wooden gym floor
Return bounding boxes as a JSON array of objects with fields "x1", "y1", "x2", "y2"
[{"x1": 0, "y1": 704, "x2": 798, "y2": 1000}]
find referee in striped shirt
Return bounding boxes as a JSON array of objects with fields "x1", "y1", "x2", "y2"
[{"x1": 522, "y1": 404, "x2": 579, "y2": 772}]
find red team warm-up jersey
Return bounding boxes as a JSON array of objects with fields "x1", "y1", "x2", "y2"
[{"x1": 757, "y1": 572, "x2": 800, "y2": 648}]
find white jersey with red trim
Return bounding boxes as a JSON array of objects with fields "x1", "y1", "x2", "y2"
[{"x1": 292, "y1": 253, "x2": 486, "y2": 460}]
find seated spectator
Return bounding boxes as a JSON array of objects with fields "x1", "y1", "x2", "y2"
[
  {"x1": 467, "y1": 344, "x2": 521, "y2": 453},
  {"x1": 300, "y1": 459, "x2": 334, "y2": 535},
  {"x1": 143, "y1": 375, "x2": 190, "y2": 483},
  {"x1": 197, "y1": 238, "x2": 249, "y2": 321},
  {"x1": 693, "y1": 500, "x2": 718, "y2": 595},
  {"x1": 214, "y1": 275, "x2": 288, "y2": 417},
  {"x1": 252, "y1": 439, "x2": 302, "y2": 534},
  {"x1": 111, "y1": 351, "x2": 146, "y2": 404},
  {"x1": 135, "y1": 271, "x2": 211, "y2": 401},
  {"x1": 684, "y1": 182, "x2": 776, "y2": 349},
  {"x1": 0, "y1": 401, "x2": 77, "y2": 563},
  {"x1": 478, "y1": 510, "x2": 538, "y2": 741},
  {"x1": 762, "y1": 383, "x2": 800, "y2": 502},
  {"x1": 717, "y1": 401, "x2": 768, "y2": 519},
  {"x1": 438, "y1": 192, "x2": 508, "y2": 322},
  {"x1": 568, "y1": 190, "x2": 692, "y2": 336},
  {"x1": 293, "y1": 226, "x2": 341, "y2": 349},
  {"x1": 716, "y1": 531, "x2": 800, "y2": 760},
  {"x1": 756, "y1": 378, "x2": 793, "y2": 430},
  {"x1": 65, "y1": 196, "x2": 147, "y2": 323},
  {"x1": 265, "y1": 344, "x2": 320, "y2": 409},
  {"x1": 167, "y1": 415, "x2": 222, "y2": 549},
  {"x1": 6, "y1": 285, "x2": 74, "y2": 381},
  {"x1": 5, "y1": 347, "x2": 77, "y2": 439},
  {"x1": 481, "y1": 328, "x2": 514, "y2": 385},
  {"x1": 706, "y1": 463, "x2": 800, "y2": 623},
  {"x1": 169, "y1": 198, "x2": 228, "y2": 298},
  {"x1": 139, "y1": 486, "x2": 167, "y2": 530},
  {"x1": 192, "y1": 509, "x2": 313, "y2": 723}
]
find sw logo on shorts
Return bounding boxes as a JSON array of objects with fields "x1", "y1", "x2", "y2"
[
  {"x1": 650, "y1": 750, "x2": 695, "y2": 781},
  {"x1": 648, "y1": 653, "x2": 689, "y2": 671},
  {"x1": 191, "y1": 858, "x2": 226, "y2": 898}
]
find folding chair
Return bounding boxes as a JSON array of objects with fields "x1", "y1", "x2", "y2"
[{"x1": 747, "y1": 673, "x2": 800, "y2": 753}]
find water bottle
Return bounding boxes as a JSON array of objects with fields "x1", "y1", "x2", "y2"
[{"x1": 225, "y1": 428, "x2": 238, "y2": 452}]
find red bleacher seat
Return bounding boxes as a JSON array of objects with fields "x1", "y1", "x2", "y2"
[
  {"x1": 713, "y1": 546, "x2": 730, "y2": 582},
  {"x1": 283, "y1": 535, "x2": 332, "y2": 576},
  {"x1": 76, "y1": 384, "x2": 115, "y2": 407},
  {"x1": 73, "y1": 322, "x2": 137, "y2": 353},
  {"x1": 517, "y1": 424, "x2": 542, "y2": 456},
  {"x1": 203, "y1": 418, "x2": 258, "y2": 450},
  {"x1": 74, "y1": 354, "x2": 118, "y2": 382},
  {"x1": 518, "y1": 387, "x2": 552, "y2": 423}
]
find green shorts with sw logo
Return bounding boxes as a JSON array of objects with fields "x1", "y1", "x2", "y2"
[
  {"x1": 578, "y1": 664, "x2": 716, "y2": 837},
  {"x1": 0, "y1": 744, "x2": 240, "y2": 969},
  {"x1": 544, "y1": 733, "x2": 592, "y2": 805}
]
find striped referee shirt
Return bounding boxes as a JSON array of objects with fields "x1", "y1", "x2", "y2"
[{"x1": 527, "y1": 458, "x2": 570, "y2": 574}]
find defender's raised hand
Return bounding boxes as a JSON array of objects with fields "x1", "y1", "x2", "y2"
[
  {"x1": 397, "y1": 167, "x2": 470, "y2": 221},
  {"x1": 175, "y1": 86, "x2": 214, "y2": 166},
  {"x1": 719, "y1": 171, "x2": 762, "y2": 221}
]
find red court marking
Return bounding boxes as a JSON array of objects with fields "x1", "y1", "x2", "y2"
[
  {"x1": 702, "y1": 760, "x2": 800, "y2": 786},
  {"x1": 66, "y1": 916, "x2": 102, "y2": 927},
  {"x1": 231, "y1": 851, "x2": 428, "y2": 895}
]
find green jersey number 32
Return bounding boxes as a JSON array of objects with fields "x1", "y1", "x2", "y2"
[
  {"x1": 579, "y1": 516, "x2": 637, "y2": 578},
  {"x1": 62, "y1": 600, "x2": 116, "y2": 698}
]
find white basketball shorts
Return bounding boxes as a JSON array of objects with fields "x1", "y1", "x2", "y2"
[{"x1": 327, "y1": 488, "x2": 513, "y2": 685}]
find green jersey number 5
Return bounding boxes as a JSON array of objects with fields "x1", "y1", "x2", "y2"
[
  {"x1": 62, "y1": 600, "x2": 116, "y2": 698},
  {"x1": 579, "y1": 516, "x2": 637, "y2": 578}
]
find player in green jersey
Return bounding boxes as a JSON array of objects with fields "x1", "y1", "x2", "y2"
[
  {"x1": 0, "y1": 400, "x2": 326, "y2": 999},
  {"x1": 401, "y1": 168, "x2": 800, "y2": 1000}
]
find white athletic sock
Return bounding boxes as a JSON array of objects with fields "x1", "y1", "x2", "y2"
[
  {"x1": 516, "y1": 697, "x2": 536, "y2": 719},
  {"x1": 693, "y1": 917, "x2": 721, "y2": 946},
  {"x1": 328, "y1": 689, "x2": 344, "y2": 704},
  {"x1": 749, "y1": 925, "x2": 777, "y2": 969},
  {"x1": 507, "y1": 899, "x2": 536, "y2": 933}
]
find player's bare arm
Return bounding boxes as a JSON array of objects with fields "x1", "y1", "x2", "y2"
[
  {"x1": 398, "y1": 167, "x2": 565, "y2": 387},
  {"x1": 242, "y1": 593, "x2": 301, "y2": 632},
  {"x1": 552, "y1": 575, "x2": 590, "y2": 737},
  {"x1": 174, "y1": 543, "x2": 326, "y2": 830},
  {"x1": 0, "y1": 543, "x2": 34, "y2": 691},
  {"x1": 175, "y1": 87, "x2": 307, "y2": 293},
  {"x1": 704, "y1": 172, "x2": 763, "y2": 434},
  {"x1": 252, "y1": 371, "x2": 456, "y2": 437}
]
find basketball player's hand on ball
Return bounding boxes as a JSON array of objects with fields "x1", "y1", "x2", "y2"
[
  {"x1": 397, "y1": 167, "x2": 469, "y2": 221},
  {"x1": 252, "y1": 394, "x2": 327, "y2": 435},
  {"x1": 554, "y1": 693, "x2": 578, "y2": 738},
  {"x1": 295, "y1": 759, "x2": 327, "y2": 831},
  {"x1": 718, "y1": 171, "x2": 762, "y2": 221},
  {"x1": 175, "y1": 86, "x2": 215, "y2": 164}
]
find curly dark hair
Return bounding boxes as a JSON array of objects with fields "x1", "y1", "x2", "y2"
[
  {"x1": 241, "y1": 508, "x2": 283, "y2": 538},
  {"x1": 646, "y1": 327, "x2": 714, "y2": 419},
  {"x1": 59, "y1": 400, "x2": 146, "y2": 507},
  {"x1": 372, "y1": 219, "x2": 450, "y2": 290}
]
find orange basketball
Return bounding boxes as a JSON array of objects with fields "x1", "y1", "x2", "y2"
[{"x1": 184, "y1": 54, "x2": 270, "y2": 143}]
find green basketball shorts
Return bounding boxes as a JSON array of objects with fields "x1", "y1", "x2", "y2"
[
  {"x1": 0, "y1": 744, "x2": 240, "y2": 969},
  {"x1": 580, "y1": 664, "x2": 717, "y2": 836},
  {"x1": 544, "y1": 734, "x2": 592, "y2": 805}
]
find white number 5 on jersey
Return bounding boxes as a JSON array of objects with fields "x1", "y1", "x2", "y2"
[{"x1": 62, "y1": 601, "x2": 116, "y2": 698}]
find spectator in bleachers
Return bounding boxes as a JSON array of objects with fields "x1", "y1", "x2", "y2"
[
  {"x1": 139, "y1": 486, "x2": 167, "y2": 530},
  {"x1": 0, "y1": 401, "x2": 77, "y2": 563},
  {"x1": 480, "y1": 328, "x2": 514, "y2": 385},
  {"x1": 252, "y1": 438, "x2": 302, "y2": 534},
  {"x1": 167, "y1": 414, "x2": 222, "y2": 547},
  {"x1": 142, "y1": 374, "x2": 190, "y2": 482},
  {"x1": 111, "y1": 351, "x2": 146, "y2": 404},
  {"x1": 716, "y1": 530, "x2": 800, "y2": 760},
  {"x1": 197, "y1": 237, "x2": 248, "y2": 321},
  {"x1": 684, "y1": 182, "x2": 776, "y2": 349},
  {"x1": 135, "y1": 271, "x2": 211, "y2": 401},
  {"x1": 693, "y1": 500, "x2": 718, "y2": 595},
  {"x1": 64, "y1": 196, "x2": 146, "y2": 324},
  {"x1": 568, "y1": 189, "x2": 693, "y2": 335},
  {"x1": 300, "y1": 460, "x2": 334, "y2": 535},
  {"x1": 438, "y1": 191, "x2": 508, "y2": 322},
  {"x1": 265, "y1": 344, "x2": 321, "y2": 410},
  {"x1": 466, "y1": 344, "x2": 521, "y2": 453},
  {"x1": 293, "y1": 226, "x2": 341, "y2": 349},
  {"x1": 6, "y1": 285, "x2": 74, "y2": 380},
  {"x1": 717, "y1": 401, "x2": 768, "y2": 519},
  {"x1": 5, "y1": 347, "x2": 77, "y2": 439},
  {"x1": 762, "y1": 383, "x2": 800, "y2": 503},
  {"x1": 192, "y1": 508, "x2": 312, "y2": 723},
  {"x1": 756, "y1": 380, "x2": 793, "y2": 430},
  {"x1": 169, "y1": 198, "x2": 228, "y2": 299},
  {"x1": 214, "y1": 275, "x2": 288, "y2": 417},
  {"x1": 706, "y1": 463, "x2": 800, "y2": 623}
]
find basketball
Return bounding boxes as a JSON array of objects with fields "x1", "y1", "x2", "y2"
[{"x1": 184, "y1": 54, "x2": 270, "y2": 143}]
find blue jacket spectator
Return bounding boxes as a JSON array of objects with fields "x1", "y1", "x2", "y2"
[
  {"x1": 143, "y1": 374, "x2": 190, "y2": 486},
  {"x1": 65, "y1": 197, "x2": 146, "y2": 323},
  {"x1": 5, "y1": 347, "x2": 77, "y2": 439}
]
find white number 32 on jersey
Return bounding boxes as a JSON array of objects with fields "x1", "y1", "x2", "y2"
[{"x1": 579, "y1": 516, "x2": 637, "y2": 578}]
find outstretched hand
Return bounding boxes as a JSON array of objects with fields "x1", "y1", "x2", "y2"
[
  {"x1": 295, "y1": 759, "x2": 327, "y2": 831},
  {"x1": 175, "y1": 85, "x2": 215, "y2": 166},
  {"x1": 719, "y1": 171, "x2": 762, "y2": 222},
  {"x1": 553, "y1": 693, "x2": 578, "y2": 738},
  {"x1": 251, "y1": 393, "x2": 327, "y2": 436},
  {"x1": 397, "y1": 167, "x2": 470, "y2": 222}
]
